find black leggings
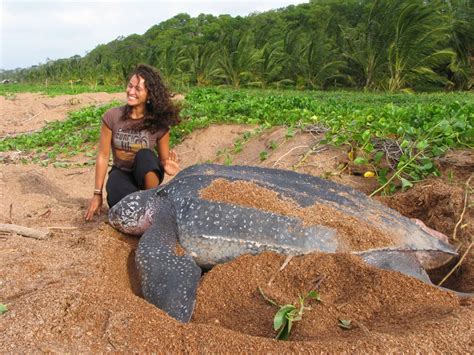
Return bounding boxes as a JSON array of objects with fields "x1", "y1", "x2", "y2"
[{"x1": 106, "y1": 149, "x2": 164, "y2": 207}]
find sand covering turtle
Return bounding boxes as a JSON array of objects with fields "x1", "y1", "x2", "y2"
[{"x1": 109, "y1": 164, "x2": 458, "y2": 322}]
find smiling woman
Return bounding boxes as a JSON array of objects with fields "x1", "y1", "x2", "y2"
[{"x1": 84, "y1": 64, "x2": 181, "y2": 221}]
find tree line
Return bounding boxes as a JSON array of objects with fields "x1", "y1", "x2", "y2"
[{"x1": 2, "y1": 0, "x2": 472, "y2": 91}]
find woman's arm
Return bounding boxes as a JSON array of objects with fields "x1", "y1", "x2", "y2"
[
  {"x1": 85, "y1": 123, "x2": 112, "y2": 221},
  {"x1": 157, "y1": 130, "x2": 180, "y2": 176}
]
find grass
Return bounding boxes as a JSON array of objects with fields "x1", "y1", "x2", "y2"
[
  {"x1": 0, "y1": 83, "x2": 123, "y2": 97},
  {"x1": 0, "y1": 102, "x2": 120, "y2": 164}
]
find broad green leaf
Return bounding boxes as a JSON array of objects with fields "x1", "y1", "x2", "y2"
[
  {"x1": 363, "y1": 143, "x2": 374, "y2": 153},
  {"x1": 400, "y1": 178, "x2": 413, "y2": 189},
  {"x1": 400, "y1": 140, "x2": 410, "y2": 149},
  {"x1": 421, "y1": 160, "x2": 433, "y2": 170},
  {"x1": 307, "y1": 290, "x2": 321, "y2": 302},
  {"x1": 276, "y1": 318, "x2": 292, "y2": 340},
  {"x1": 274, "y1": 305, "x2": 296, "y2": 331},
  {"x1": 361, "y1": 130, "x2": 371, "y2": 143},
  {"x1": 431, "y1": 146, "x2": 444, "y2": 156},
  {"x1": 354, "y1": 157, "x2": 368, "y2": 165},
  {"x1": 416, "y1": 140, "x2": 428, "y2": 150},
  {"x1": 373, "y1": 151, "x2": 384, "y2": 164}
]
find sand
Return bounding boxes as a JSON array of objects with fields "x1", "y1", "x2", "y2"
[{"x1": 0, "y1": 92, "x2": 472, "y2": 352}]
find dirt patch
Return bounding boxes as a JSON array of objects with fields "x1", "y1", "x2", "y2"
[
  {"x1": 0, "y1": 93, "x2": 472, "y2": 352},
  {"x1": 380, "y1": 178, "x2": 474, "y2": 292},
  {"x1": 171, "y1": 124, "x2": 254, "y2": 173},
  {"x1": 0, "y1": 92, "x2": 125, "y2": 137}
]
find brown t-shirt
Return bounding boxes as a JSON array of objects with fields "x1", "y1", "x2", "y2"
[{"x1": 102, "y1": 106, "x2": 169, "y2": 171}]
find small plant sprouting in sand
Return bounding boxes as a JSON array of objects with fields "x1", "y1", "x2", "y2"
[
  {"x1": 224, "y1": 155, "x2": 233, "y2": 166},
  {"x1": 285, "y1": 126, "x2": 295, "y2": 139},
  {"x1": 338, "y1": 318, "x2": 352, "y2": 330},
  {"x1": 268, "y1": 140, "x2": 278, "y2": 150},
  {"x1": 258, "y1": 287, "x2": 321, "y2": 340},
  {"x1": 5, "y1": 93, "x2": 17, "y2": 101},
  {"x1": 0, "y1": 303, "x2": 8, "y2": 315}
]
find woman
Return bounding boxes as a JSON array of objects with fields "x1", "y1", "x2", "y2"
[{"x1": 85, "y1": 64, "x2": 180, "y2": 221}]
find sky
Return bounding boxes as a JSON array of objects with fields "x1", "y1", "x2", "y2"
[{"x1": 0, "y1": 0, "x2": 308, "y2": 70}]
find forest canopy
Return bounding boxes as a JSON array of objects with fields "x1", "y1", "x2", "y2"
[{"x1": 2, "y1": 0, "x2": 473, "y2": 91}]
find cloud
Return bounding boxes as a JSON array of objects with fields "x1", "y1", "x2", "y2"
[{"x1": 0, "y1": 0, "x2": 308, "y2": 70}]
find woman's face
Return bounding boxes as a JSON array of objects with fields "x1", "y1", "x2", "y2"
[{"x1": 126, "y1": 75, "x2": 148, "y2": 108}]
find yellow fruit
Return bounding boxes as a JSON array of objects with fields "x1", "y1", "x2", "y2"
[{"x1": 364, "y1": 171, "x2": 375, "y2": 178}]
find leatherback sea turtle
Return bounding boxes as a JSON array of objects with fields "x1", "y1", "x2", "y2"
[{"x1": 109, "y1": 164, "x2": 458, "y2": 322}]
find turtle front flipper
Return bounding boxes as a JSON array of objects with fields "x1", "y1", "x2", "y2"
[{"x1": 135, "y1": 198, "x2": 202, "y2": 323}]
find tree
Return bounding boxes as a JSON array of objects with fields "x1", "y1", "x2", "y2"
[
  {"x1": 217, "y1": 31, "x2": 259, "y2": 87},
  {"x1": 387, "y1": 0, "x2": 453, "y2": 91},
  {"x1": 444, "y1": 0, "x2": 474, "y2": 89}
]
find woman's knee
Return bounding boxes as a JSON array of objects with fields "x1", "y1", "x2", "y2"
[
  {"x1": 134, "y1": 148, "x2": 155, "y2": 163},
  {"x1": 133, "y1": 149, "x2": 164, "y2": 187},
  {"x1": 106, "y1": 168, "x2": 139, "y2": 207}
]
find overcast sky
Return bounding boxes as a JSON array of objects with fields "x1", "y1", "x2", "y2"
[{"x1": 0, "y1": 0, "x2": 308, "y2": 70}]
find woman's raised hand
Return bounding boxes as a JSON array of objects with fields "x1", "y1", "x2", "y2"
[{"x1": 163, "y1": 150, "x2": 180, "y2": 176}]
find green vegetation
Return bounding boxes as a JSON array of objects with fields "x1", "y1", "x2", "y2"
[
  {"x1": 259, "y1": 287, "x2": 321, "y2": 340},
  {"x1": 0, "y1": 102, "x2": 120, "y2": 164},
  {"x1": 0, "y1": 88, "x2": 472, "y2": 193},
  {"x1": 2, "y1": 0, "x2": 472, "y2": 91},
  {"x1": 0, "y1": 303, "x2": 7, "y2": 315},
  {"x1": 182, "y1": 88, "x2": 473, "y2": 193}
]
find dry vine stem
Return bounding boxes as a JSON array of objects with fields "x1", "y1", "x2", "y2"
[
  {"x1": 292, "y1": 145, "x2": 328, "y2": 170},
  {"x1": 0, "y1": 223, "x2": 50, "y2": 240},
  {"x1": 438, "y1": 242, "x2": 473, "y2": 287},
  {"x1": 48, "y1": 226, "x2": 78, "y2": 230},
  {"x1": 452, "y1": 175, "x2": 472, "y2": 241},
  {"x1": 272, "y1": 145, "x2": 308, "y2": 168},
  {"x1": 267, "y1": 254, "x2": 294, "y2": 286}
]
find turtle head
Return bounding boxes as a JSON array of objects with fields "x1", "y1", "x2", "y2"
[{"x1": 108, "y1": 189, "x2": 160, "y2": 235}]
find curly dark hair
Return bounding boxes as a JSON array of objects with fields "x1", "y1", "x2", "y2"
[{"x1": 122, "y1": 64, "x2": 180, "y2": 133}]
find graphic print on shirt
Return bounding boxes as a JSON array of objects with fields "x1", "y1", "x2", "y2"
[
  {"x1": 113, "y1": 128, "x2": 151, "y2": 164},
  {"x1": 114, "y1": 128, "x2": 150, "y2": 151}
]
